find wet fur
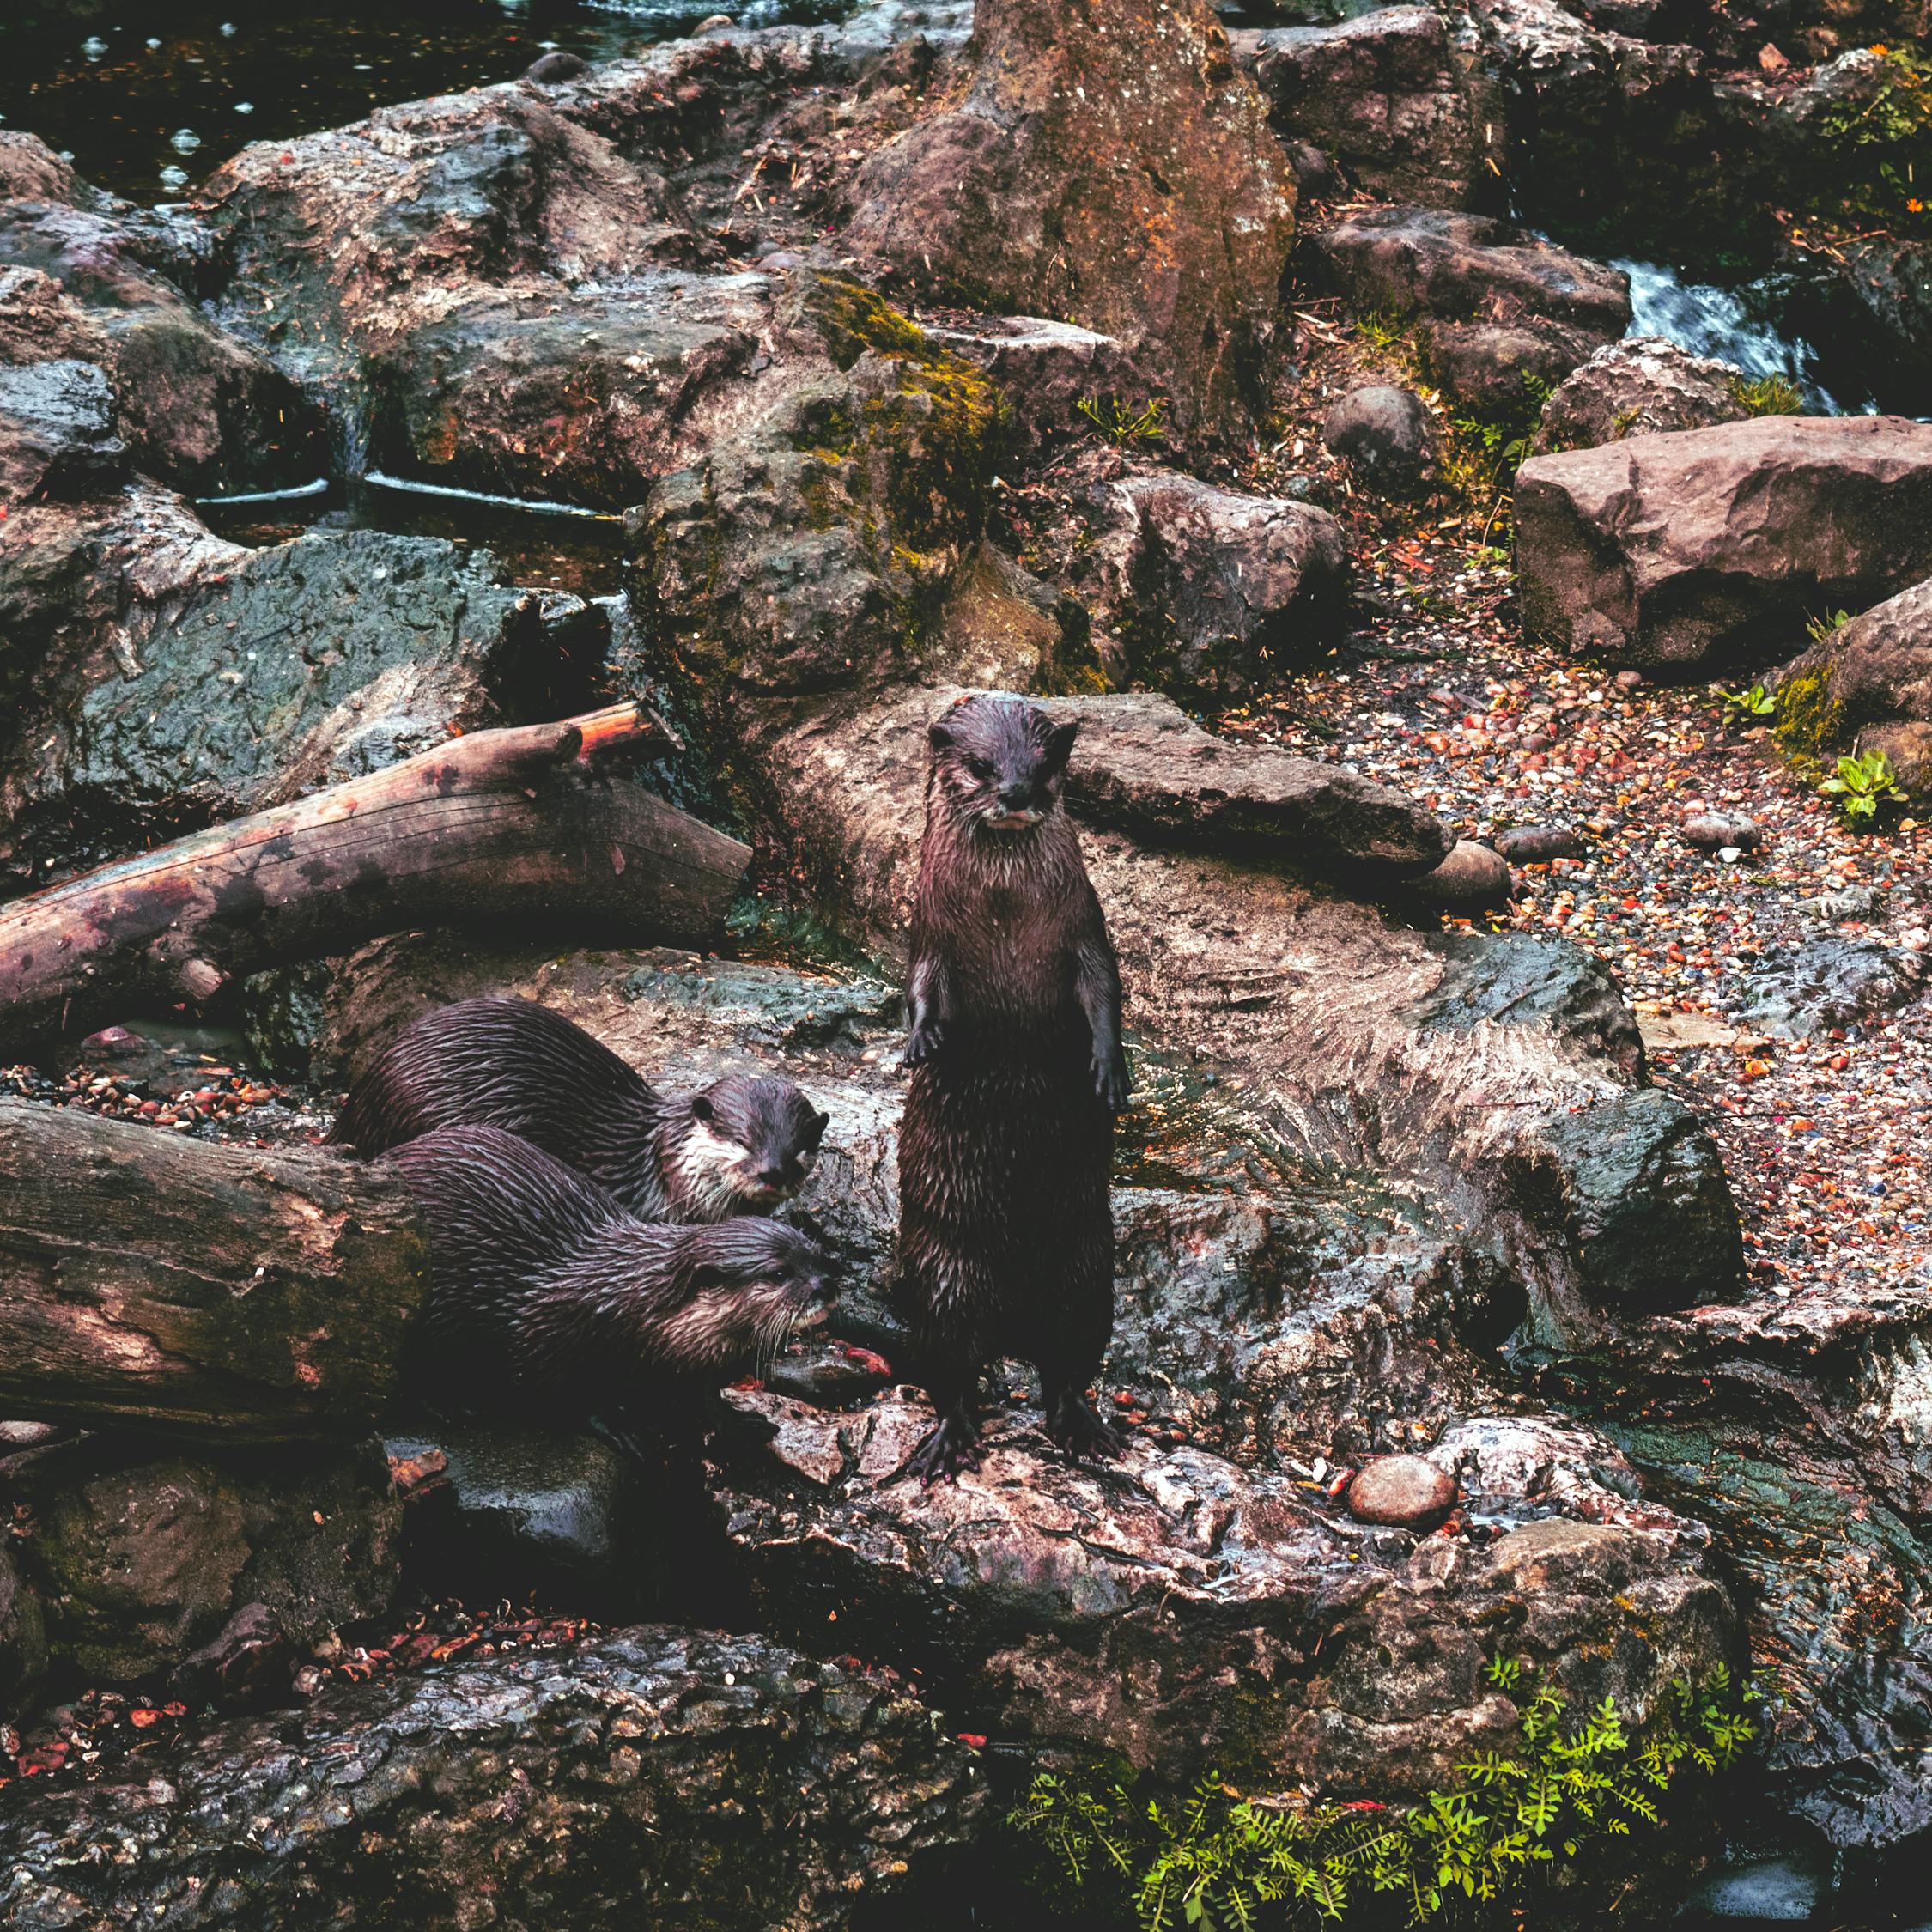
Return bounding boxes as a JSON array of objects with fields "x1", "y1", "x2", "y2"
[
  {"x1": 331, "y1": 998, "x2": 827, "y2": 1223},
  {"x1": 387, "y1": 1125, "x2": 837, "y2": 1415},
  {"x1": 896, "y1": 695, "x2": 1128, "y2": 1480}
]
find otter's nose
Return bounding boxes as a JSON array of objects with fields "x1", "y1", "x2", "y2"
[
  {"x1": 997, "y1": 782, "x2": 1033, "y2": 811},
  {"x1": 757, "y1": 1166, "x2": 787, "y2": 1191}
]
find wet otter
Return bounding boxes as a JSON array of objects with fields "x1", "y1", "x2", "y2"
[
  {"x1": 386, "y1": 1124, "x2": 838, "y2": 1412},
  {"x1": 331, "y1": 998, "x2": 829, "y2": 1224},
  {"x1": 896, "y1": 693, "x2": 1129, "y2": 1483}
]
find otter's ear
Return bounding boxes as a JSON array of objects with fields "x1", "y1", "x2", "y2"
[
  {"x1": 927, "y1": 720, "x2": 956, "y2": 755},
  {"x1": 1042, "y1": 718, "x2": 1080, "y2": 773},
  {"x1": 690, "y1": 1094, "x2": 714, "y2": 1123},
  {"x1": 688, "y1": 1262, "x2": 726, "y2": 1293},
  {"x1": 809, "y1": 1108, "x2": 830, "y2": 1143}
]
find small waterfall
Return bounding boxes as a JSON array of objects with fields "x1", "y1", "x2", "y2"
[{"x1": 1614, "y1": 259, "x2": 1872, "y2": 417}]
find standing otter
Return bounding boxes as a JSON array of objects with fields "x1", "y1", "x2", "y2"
[
  {"x1": 896, "y1": 693, "x2": 1129, "y2": 1482},
  {"x1": 330, "y1": 998, "x2": 829, "y2": 1224},
  {"x1": 386, "y1": 1124, "x2": 839, "y2": 1413}
]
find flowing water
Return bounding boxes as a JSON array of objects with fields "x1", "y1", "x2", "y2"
[{"x1": 1616, "y1": 259, "x2": 1881, "y2": 416}]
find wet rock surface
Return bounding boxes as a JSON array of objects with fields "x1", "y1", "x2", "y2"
[
  {"x1": 0, "y1": 1627, "x2": 985, "y2": 1932},
  {"x1": 0, "y1": 496, "x2": 605, "y2": 881},
  {"x1": 1516, "y1": 416, "x2": 1932, "y2": 670},
  {"x1": 4, "y1": 1435, "x2": 401, "y2": 1686},
  {"x1": 0, "y1": 136, "x2": 322, "y2": 495},
  {"x1": 1737, "y1": 936, "x2": 1929, "y2": 1041},
  {"x1": 713, "y1": 1388, "x2": 1733, "y2": 1790}
]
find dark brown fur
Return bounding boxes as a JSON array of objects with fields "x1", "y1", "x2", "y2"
[
  {"x1": 386, "y1": 1124, "x2": 837, "y2": 1416},
  {"x1": 896, "y1": 694, "x2": 1128, "y2": 1481},
  {"x1": 331, "y1": 998, "x2": 828, "y2": 1224}
]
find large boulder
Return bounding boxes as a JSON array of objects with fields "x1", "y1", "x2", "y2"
[
  {"x1": 1315, "y1": 206, "x2": 1630, "y2": 410},
  {"x1": 1315, "y1": 205, "x2": 1631, "y2": 339},
  {"x1": 1771, "y1": 575, "x2": 1932, "y2": 795},
  {"x1": 839, "y1": 0, "x2": 1296, "y2": 440},
  {"x1": 363, "y1": 273, "x2": 777, "y2": 510},
  {"x1": 1516, "y1": 416, "x2": 1932, "y2": 669},
  {"x1": 1459, "y1": 0, "x2": 1742, "y2": 254},
  {"x1": 712, "y1": 1388, "x2": 1735, "y2": 1791},
  {"x1": 627, "y1": 276, "x2": 1049, "y2": 732},
  {"x1": 1242, "y1": 7, "x2": 1491, "y2": 207},
  {"x1": 0, "y1": 1629, "x2": 986, "y2": 1931},
  {"x1": 1532, "y1": 336, "x2": 1750, "y2": 454},
  {"x1": 6, "y1": 1436, "x2": 401, "y2": 1685},
  {"x1": 0, "y1": 488, "x2": 607, "y2": 882},
  {"x1": 0, "y1": 138, "x2": 325, "y2": 495},
  {"x1": 1079, "y1": 473, "x2": 1349, "y2": 698}
]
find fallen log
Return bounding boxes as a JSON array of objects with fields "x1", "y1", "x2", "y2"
[
  {"x1": 0, "y1": 1099, "x2": 427, "y2": 1439},
  {"x1": 0, "y1": 706, "x2": 750, "y2": 1059}
]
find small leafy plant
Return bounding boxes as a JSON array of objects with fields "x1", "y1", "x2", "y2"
[
  {"x1": 1728, "y1": 373, "x2": 1803, "y2": 418},
  {"x1": 1805, "y1": 607, "x2": 1854, "y2": 647},
  {"x1": 1810, "y1": 45, "x2": 1932, "y2": 233},
  {"x1": 1820, "y1": 748, "x2": 1909, "y2": 827},
  {"x1": 1354, "y1": 310, "x2": 1410, "y2": 355},
  {"x1": 1078, "y1": 395, "x2": 1168, "y2": 446},
  {"x1": 1720, "y1": 683, "x2": 1777, "y2": 726},
  {"x1": 1012, "y1": 1666, "x2": 1757, "y2": 1930}
]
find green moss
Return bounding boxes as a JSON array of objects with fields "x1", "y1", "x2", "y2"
[
  {"x1": 803, "y1": 273, "x2": 933, "y2": 369},
  {"x1": 1771, "y1": 665, "x2": 1845, "y2": 758}
]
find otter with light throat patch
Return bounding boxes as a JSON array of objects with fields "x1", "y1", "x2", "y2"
[{"x1": 331, "y1": 997, "x2": 829, "y2": 1223}]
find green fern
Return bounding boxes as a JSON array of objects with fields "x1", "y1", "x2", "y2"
[{"x1": 1010, "y1": 1667, "x2": 1759, "y2": 1930}]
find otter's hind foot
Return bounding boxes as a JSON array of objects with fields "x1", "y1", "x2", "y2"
[
  {"x1": 899, "y1": 1407, "x2": 982, "y2": 1485},
  {"x1": 1046, "y1": 1390, "x2": 1127, "y2": 1466}
]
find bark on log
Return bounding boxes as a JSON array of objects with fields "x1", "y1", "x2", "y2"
[
  {"x1": 0, "y1": 1099, "x2": 428, "y2": 1440},
  {"x1": 0, "y1": 705, "x2": 750, "y2": 1060}
]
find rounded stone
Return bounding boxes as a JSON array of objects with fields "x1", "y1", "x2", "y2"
[
  {"x1": 1683, "y1": 811, "x2": 1761, "y2": 852},
  {"x1": 1413, "y1": 839, "x2": 1511, "y2": 907},
  {"x1": 1346, "y1": 1455, "x2": 1458, "y2": 1530},
  {"x1": 1495, "y1": 823, "x2": 1580, "y2": 864},
  {"x1": 1321, "y1": 384, "x2": 1437, "y2": 493}
]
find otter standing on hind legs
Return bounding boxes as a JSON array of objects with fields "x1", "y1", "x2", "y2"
[{"x1": 897, "y1": 693, "x2": 1130, "y2": 1484}]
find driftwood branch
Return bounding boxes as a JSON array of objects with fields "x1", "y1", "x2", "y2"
[
  {"x1": 0, "y1": 705, "x2": 750, "y2": 1059},
  {"x1": 0, "y1": 1100, "x2": 428, "y2": 1440}
]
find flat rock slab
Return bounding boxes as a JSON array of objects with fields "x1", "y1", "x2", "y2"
[
  {"x1": 1516, "y1": 416, "x2": 1932, "y2": 669},
  {"x1": 1042, "y1": 688, "x2": 1450, "y2": 874},
  {"x1": 713, "y1": 1388, "x2": 1735, "y2": 1794},
  {"x1": 1315, "y1": 205, "x2": 1631, "y2": 337},
  {"x1": 0, "y1": 1627, "x2": 985, "y2": 1932}
]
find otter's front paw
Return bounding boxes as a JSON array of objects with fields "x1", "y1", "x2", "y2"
[
  {"x1": 1093, "y1": 1049, "x2": 1131, "y2": 1114},
  {"x1": 904, "y1": 1019, "x2": 945, "y2": 1066},
  {"x1": 1047, "y1": 1392, "x2": 1127, "y2": 1465},
  {"x1": 900, "y1": 1411, "x2": 982, "y2": 1485}
]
